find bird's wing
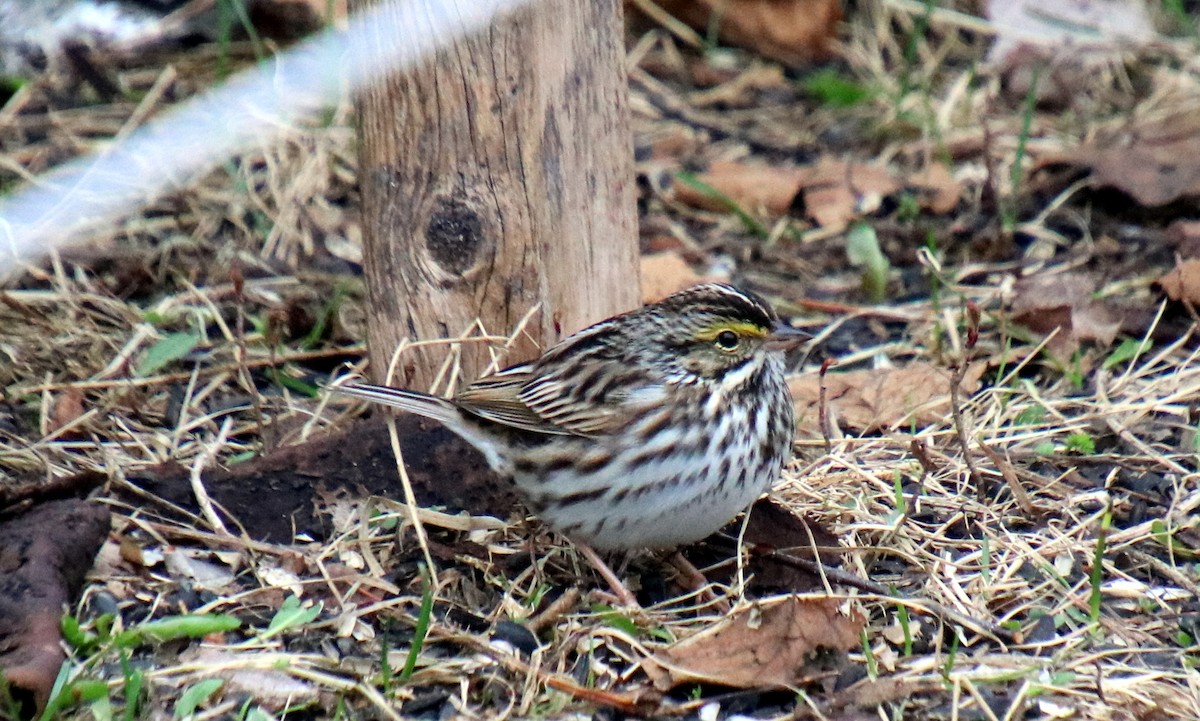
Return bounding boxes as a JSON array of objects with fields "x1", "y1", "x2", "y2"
[
  {"x1": 515, "y1": 365, "x2": 659, "y2": 436},
  {"x1": 456, "y1": 322, "x2": 659, "y2": 437},
  {"x1": 454, "y1": 364, "x2": 576, "y2": 435}
]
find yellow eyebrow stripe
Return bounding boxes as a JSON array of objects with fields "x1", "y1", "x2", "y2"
[{"x1": 695, "y1": 322, "x2": 768, "y2": 341}]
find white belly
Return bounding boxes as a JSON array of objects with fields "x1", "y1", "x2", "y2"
[{"x1": 515, "y1": 408, "x2": 786, "y2": 550}]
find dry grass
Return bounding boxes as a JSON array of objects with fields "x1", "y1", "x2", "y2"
[{"x1": 2, "y1": 2, "x2": 1200, "y2": 719}]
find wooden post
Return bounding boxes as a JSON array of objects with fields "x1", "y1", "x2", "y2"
[{"x1": 352, "y1": 0, "x2": 639, "y2": 389}]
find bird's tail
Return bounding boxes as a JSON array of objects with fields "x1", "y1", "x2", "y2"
[{"x1": 329, "y1": 381, "x2": 461, "y2": 427}]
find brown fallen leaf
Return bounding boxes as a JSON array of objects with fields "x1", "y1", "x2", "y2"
[
  {"x1": 1167, "y1": 220, "x2": 1200, "y2": 260},
  {"x1": 802, "y1": 159, "x2": 901, "y2": 231},
  {"x1": 639, "y1": 125, "x2": 703, "y2": 161},
  {"x1": 1009, "y1": 273, "x2": 1125, "y2": 358},
  {"x1": 45, "y1": 387, "x2": 86, "y2": 437},
  {"x1": 789, "y1": 362, "x2": 986, "y2": 434},
  {"x1": 1157, "y1": 259, "x2": 1200, "y2": 307},
  {"x1": 682, "y1": 499, "x2": 843, "y2": 593},
  {"x1": 645, "y1": 0, "x2": 841, "y2": 66},
  {"x1": 647, "y1": 595, "x2": 864, "y2": 690},
  {"x1": 673, "y1": 159, "x2": 901, "y2": 232},
  {"x1": 907, "y1": 163, "x2": 962, "y2": 215},
  {"x1": 639, "y1": 252, "x2": 729, "y2": 304},
  {"x1": 674, "y1": 160, "x2": 807, "y2": 216},
  {"x1": 1055, "y1": 112, "x2": 1200, "y2": 207},
  {"x1": 642, "y1": 232, "x2": 687, "y2": 255}
]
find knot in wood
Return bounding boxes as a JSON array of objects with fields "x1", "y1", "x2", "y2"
[{"x1": 425, "y1": 198, "x2": 484, "y2": 276}]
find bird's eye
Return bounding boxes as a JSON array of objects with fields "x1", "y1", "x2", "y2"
[{"x1": 715, "y1": 330, "x2": 740, "y2": 350}]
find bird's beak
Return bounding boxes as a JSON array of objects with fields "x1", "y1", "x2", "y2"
[{"x1": 765, "y1": 322, "x2": 812, "y2": 350}]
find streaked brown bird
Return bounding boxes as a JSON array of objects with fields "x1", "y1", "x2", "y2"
[{"x1": 332, "y1": 283, "x2": 804, "y2": 556}]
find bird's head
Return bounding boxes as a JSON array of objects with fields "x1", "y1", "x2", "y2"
[{"x1": 643, "y1": 283, "x2": 808, "y2": 384}]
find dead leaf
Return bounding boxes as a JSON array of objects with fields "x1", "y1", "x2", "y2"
[
  {"x1": 827, "y1": 677, "x2": 930, "y2": 710},
  {"x1": 1167, "y1": 220, "x2": 1200, "y2": 260},
  {"x1": 639, "y1": 253, "x2": 729, "y2": 304},
  {"x1": 224, "y1": 665, "x2": 318, "y2": 709},
  {"x1": 1010, "y1": 273, "x2": 1124, "y2": 356},
  {"x1": 674, "y1": 161, "x2": 807, "y2": 215},
  {"x1": 1158, "y1": 259, "x2": 1200, "y2": 306},
  {"x1": 789, "y1": 362, "x2": 986, "y2": 434},
  {"x1": 646, "y1": 0, "x2": 841, "y2": 66},
  {"x1": 643, "y1": 233, "x2": 687, "y2": 255},
  {"x1": 45, "y1": 388, "x2": 86, "y2": 437},
  {"x1": 184, "y1": 648, "x2": 319, "y2": 710},
  {"x1": 163, "y1": 550, "x2": 236, "y2": 592},
  {"x1": 118, "y1": 537, "x2": 162, "y2": 568},
  {"x1": 674, "y1": 159, "x2": 901, "y2": 232},
  {"x1": 260, "y1": 566, "x2": 304, "y2": 596},
  {"x1": 801, "y1": 159, "x2": 901, "y2": 232},
  {"x1": 647, "y1": 596, "x2": 864, "y2": 690},
  {"x1": 740, "y1": 499, "x2": 842, "y2": 590},
  {"x1": 1059, "y1": 113, "x2": 1200, "y2": 207},
  {"x1": 682, "y1": 499, "x2": 843, "y2": 594},
  {"x1": 907, "y1": 163, "x2": 962, "y2": 214}
]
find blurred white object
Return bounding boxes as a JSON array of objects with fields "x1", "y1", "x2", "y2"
[
  {"x1": 0, "y1": 0, "x2": 533, "y2": 280},
  {"x1": 0, "y1": 0, "x2": 176, "y2": 74},
  {"x1": 985, "y1": 0, "x2": 1157, "y2": 103},
  {"x1": 986, "y1": 0, "x2": 1155, "y2": 56}
]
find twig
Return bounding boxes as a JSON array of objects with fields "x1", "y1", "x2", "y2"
[
  {"x1": 788, "y1": 297, "x2": 927, "y2": 322},
  {"x1": 11, "y1": 346, "x2": 366, "y2": 395},
  {"x1": 189, "y1": 416, "x2": 233, "y2": 536},
  {"x1": 434, "y1": 627, "x2": 665, "y2": 716},
  {"x1": 114, "y1": 64, "x2": 177, "y2": 142},
  {"x1": 763, "y1": 549, "x2": 1016, "y2": 643},
  {"x1": 232, "y1": 264, "x2": 271, "y2": 451},
  {"x1": 859, "y1": 438, "x2": 931, "y2": 571},
  {"x1": 1095, "y1": 371, "x2": 1191, "y2": 476},
  {"x1": 61, "y1": 41, "x2": 120, "y2": 100},
  {"x1": 980, "y1": 118, "x2": 1000, "y2": 216},
  {"x1": 526, "y1": 587, "x2": 582, "y2": 634},
  {"x1": 949, "y1": 302, "x2": 988, "y2": 501},
  {"x1": 626, "y1": 0, "x2": 705, "y2": 49},
  {"x1": 976, "y1": 441, "x2": 1037, "y2": 516},
  {"x1": 818, "y1": 358, "x2": 837, "y2": 456},
  {"x1": 908, "y1": 437, "x2": 935, "y2": 512},
  {"x1": 383, "y1": 341, "x2": 439, "y2": 587}
]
